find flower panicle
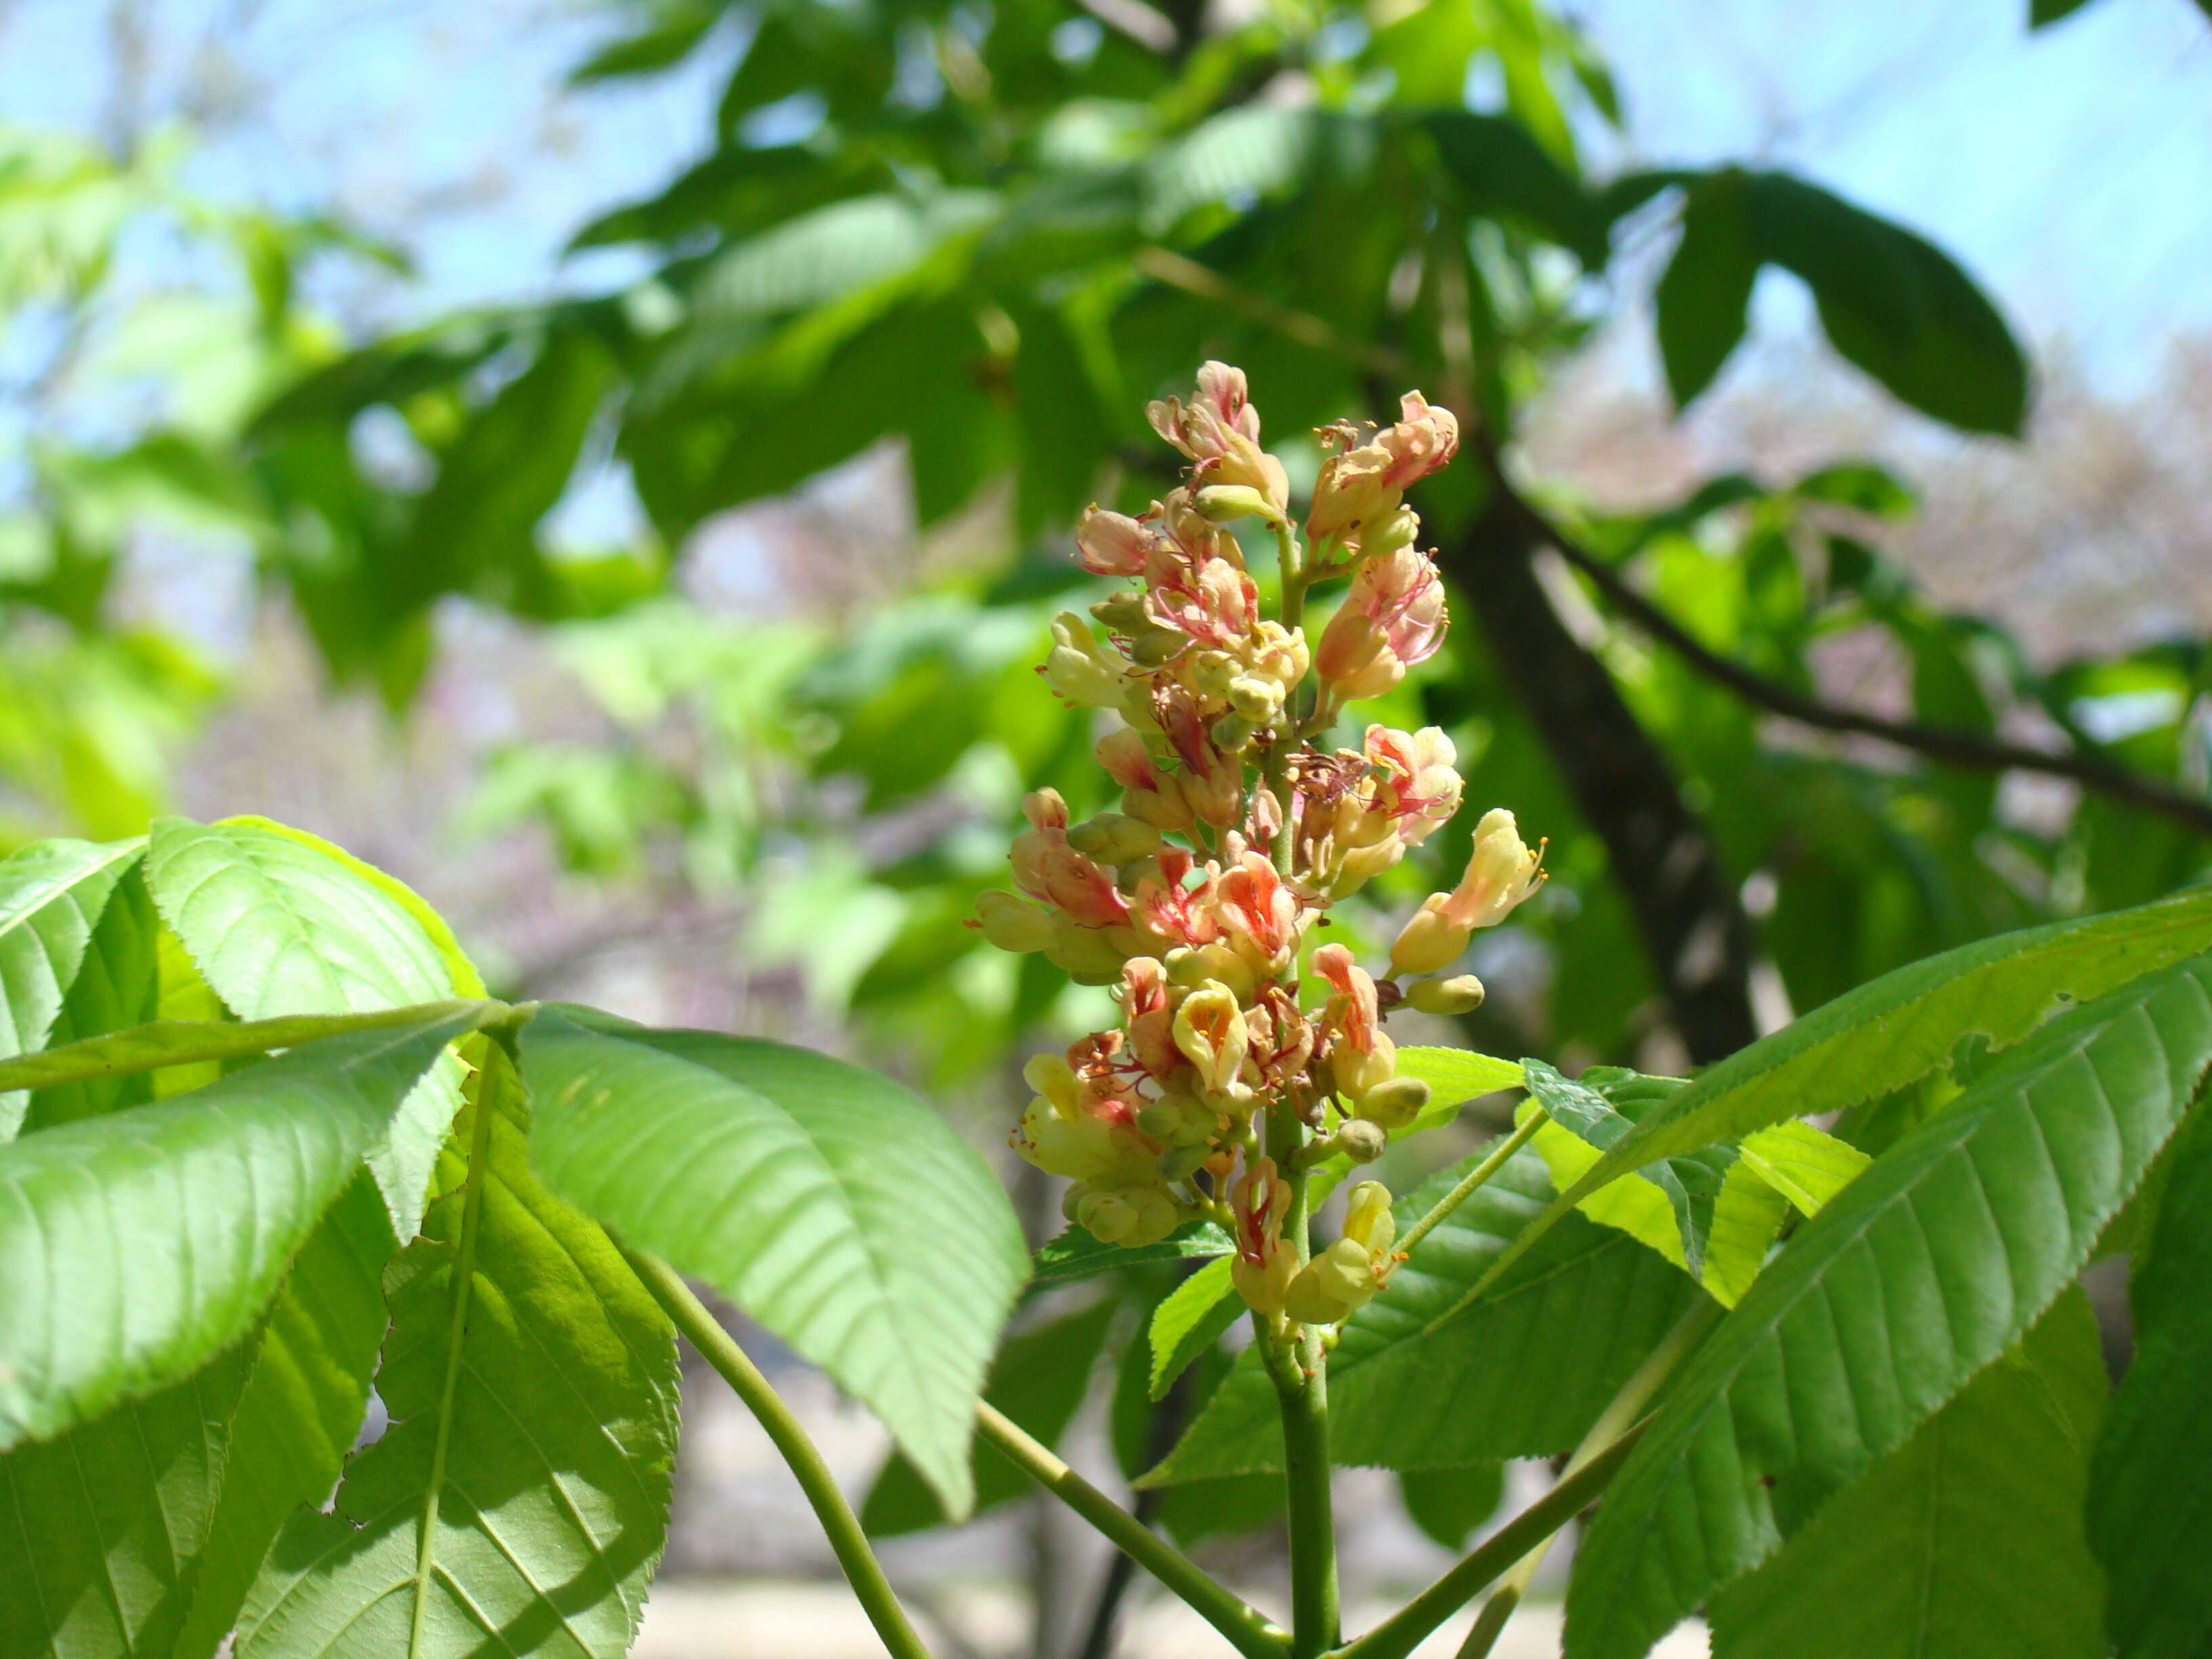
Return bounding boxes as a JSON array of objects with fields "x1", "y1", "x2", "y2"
[{"x1": 974, "y1": 362, "x2": 1544, "y2": 1326}]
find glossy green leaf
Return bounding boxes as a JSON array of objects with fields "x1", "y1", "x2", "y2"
[
  {"x1": 1030, "y1": 1218, "x2": 1233, "y2": 1285},
  {"x1": 146, "y1": 816, "x2": 471, "y2": 1241},
  {"x1": 861, "y1": 1296, "x2": 1117, "y2": 1538},
  {"x1": 1141, "y1": 1141, "x2": 1696, "y2": 1483},
  {"x1": 0, "y1": 1012, "x2": 466, "y2": 1450},
  {"x1": 1514, "y1": 885, "x2": 2212, "y2": 1297},
  {"x1": 174, "y1": 1176, "x2": 398, "y2": 1659},
  {"x1": 1708, "y1": 1289, "x2": 2108, "y2": 1659},
  {"x1": 1392, "y1": 1046, "x2": 1525, "y2": 1129},
  {"x1": 518, "y1": 1006, "x2": 1027, "y2": 1517},
  {"x1": 0, "y1": 835, "x2": 143, "y2": 1139},
  {"x1": 0, "y1": 1340, "x2": 254, "y2": 1657},
  {"x1": 1149, "y1": 1255, "x2": 1240, "y2": 1399},
  {"x1": 1420, "y1": 112, "x2": 1603, "y2": 262},
  {"x1": 236, "y1": 1052, "x2": 680, "y2": 1659},
  {"x1": 1399, "y1": 1463, "x2": 1506, "y2": 1553},
  {"x1": 1521, "y1": 1061, "x2": 1716, "y2": 1271},
  {"x1": 2087, "y1": 1096, "x2": 2212, "y2": 1658},
  {"x1": 1565, "y1": 954, "x2": 2212, "y2": 1659},
  {"x1": 18, "y1": 860, "x2": 159, "y2": 1132}
]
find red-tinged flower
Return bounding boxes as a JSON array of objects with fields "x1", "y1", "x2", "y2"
[
  {"x1": 1214, "y1": 848, "x2": 1300, "y2": 977},
  {"x1": 1076, "y1": 505, "x2": 1156, "y2": 577},
  {"x1": 1230, "y1": 1155, "x2": 1296, "y2": 1314},
  {"x1": 1147, "y1": 363, "x2": 1290, "y2": 515},
  {"x1": 1010, "y1": 788, "x2": 1132, "y2": 930},
  {"x1": 1313, "y1": 941, "x2": 1395, "y2": 1100},
  {"x1": 1315, "y1": 546, "x2": 1449, "y2": 704},
  {"x1": 1305, "y1": 393, "x2": 1461, "y2": 554}
]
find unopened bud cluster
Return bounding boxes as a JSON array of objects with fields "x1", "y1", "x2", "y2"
[{"x1": 972, "y1": 363, "x2": 1545, "y2": 1327}]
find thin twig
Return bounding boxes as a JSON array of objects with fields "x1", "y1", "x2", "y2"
[
  {"x1": 1488, "y1": 480, "x2": 2212, "y2": 839},
  {"x1": 975, "y1": 1402, "x2": 1293, "y2": 1659}
]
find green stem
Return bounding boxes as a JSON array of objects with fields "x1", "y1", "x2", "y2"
[
  {"x1": 1326, "y1": 1425, "x2": 1647, "y2": 1659},
  {"x1": 1395, "y1": 1111, "x2": 1545, "y2": 1261},
  {"x1": 973, "y1": 1402, "x2": 1291, "y2": 1659},
  {"x1": 622, "y1": 1249, "x2": 937, "y2": 1659},
  {"x1": 1453, "y1": 1296, "x2": 1723, "y2": 1658},
  {"x1": 1262, "y1": 1103, "x2": 1340, "y2": 1658}
]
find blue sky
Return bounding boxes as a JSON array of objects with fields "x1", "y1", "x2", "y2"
[{"x1": 1, "y1": 0, "x2": 2205, "y2": 384}]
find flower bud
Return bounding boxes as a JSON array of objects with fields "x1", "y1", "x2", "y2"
[
  {"x1": 1128, "y1": 628, "x2": 1186, "y2": 668},
  {"x1": 1090, "y1": 592, "x2": 1152, "y2": 634},
  {"x1": 1210, "y1": 713, "x2": 1256, "y2": 751},
  {"x1": 1077, "y1": 1189, "x2": 1139, "y2": 1242},
  {"x1": 1390, "y1": 895, "x2": 1469, "y2": 977},
  {"x1": 1408, "y1": 973, "x2": 1485, "y2": 1015},
  {"x1": 1158, "y1": 1144, "x2": 1213, "y2": 1181},
  {"x1": 1193, "y1": 483, "x2": 1279, "y2": 523},
  {"x1": 975, "y1": 890, "x2": 1056, "y2": 954},
  {"x1": 1186, "y1": 650, "x2": 1239, "y2": 699},
  {"x1": 1044, "y1": 613, "x2": 1128, "y2": 708},
  {"x1": 1355, "y1": 1075, "x2": 1430, "y2": 1130},
  {"x1": 1336, "y1": 1119, "x2": 1389, "y2": 1162},
  {"x1": 1067, "y1": 813, "x2": 1164, "y2": 864},
  {"x1": 1227, "y1": 674, "x2": 1285, "y2": 725},
  {"x1": 1335, "y1": 1031, "x2": 1396, "y2": 1101}
]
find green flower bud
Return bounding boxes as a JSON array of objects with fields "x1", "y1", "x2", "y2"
[
  {"x1": 1354, "y1": 1076, "x2": 1431, "y2": 1131},
  {"x1": 1227, "y1": 674, "x2": 1284, "y2": 724},
  {"x1": 1128, "y1": 628, "x2": 1186, "y2": 668},
  {"x1": 1067, "y1": 813, "x2": 1164, "y2": 864},
  {"x1": 1193, "y1": 483, "x2": 1278, "y2": 523},
  {"x1": 1336, "y1": 1120, "x2": 1389, "y2": 1163},
  {"x1": 1090, "y1": 592, "x2": 1152, "y2": 633},
  {"x1": 1158, "y1": 1144, "x2": 1212, "y2": 1182},
  {"x1": 1407, "y1": 973, "x2": 1485, "y2": 1015},
  {"x1": 1210, "y1": 712, "x2": 1256, "y2": 750}
]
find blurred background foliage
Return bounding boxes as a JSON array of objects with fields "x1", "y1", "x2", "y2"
[{"x1": 3, "y1": 0, "x2": 2209, "y2": 1636}]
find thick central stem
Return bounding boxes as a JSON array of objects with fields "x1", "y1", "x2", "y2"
[{"x1": 1267, "y1": 1102, "x2": 1340, "y2": 1658}]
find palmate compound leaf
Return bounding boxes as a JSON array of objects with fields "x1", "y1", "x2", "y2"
[
  {"x1": 237, "y1": 1045, "x2": 681, "y2": 1659},
  {"x1": 0, "y1": 1010, "x2": 470, "y2": 1450},
  {"x1": 1139, "y1": 1139, "x2": 1697, "y2": 1486},
  {"x1": 1563, "y1": 951, "x2": 2212, "y2": 1659},
  {"x1": 146, "y1": 816, "x2": 472, "y2": 1242},
  {"x1": 517, "y1": 1005, "x2": 1029, "y2": 1518},
  {"x1": 1707, "y1": 1288, "x2": 2108, "y2": 1659},
  {"x1": 0, "y1": 834, "x2": 145, "y2": 1139},
  {"x1": 1467, "y1": 883, "x2": 2212, "y2": 1311},
  {"x1": 2087, "y1": 1091, "x2": 2212, "y2": 1658}
]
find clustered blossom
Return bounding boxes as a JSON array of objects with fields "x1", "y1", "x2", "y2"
[{"x1": 974, "y1": 363, "x2": 1545, "y2": 1329}]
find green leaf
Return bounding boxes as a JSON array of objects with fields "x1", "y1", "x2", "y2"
[
  {"x1": 0, "y1": 1340, "x2": 255, "y2": 1657},
  {"x1": 1524, "y1": 884, "x2": 2212, "y2": 1284},
  {"x1": 18, "y1": 860, "x2": 160, "y2": 1131},
  {"x1": 1655, "y1": 173, "x2": 1757, "y2": 407},
  {"x1": 1140, "y1": 1141, "x2": 1696, "y2": 1483},
  {"x1": 1708, "y1": 1289, "x2": 2108, "y2": 1659},
  {"x1": 1030, "y1": 1218, "x2": 1233, "y2": 1286},
  {"x1": 2028, "y1": 0, "x2": 2096, "y2": 29},
  {"x1": 1521, "y1": 1061, "x2": 1717, "y2": 1271},
  {"x1": 1149, "y1": 1256, "x2": 1240, "y2": 1399},
  {"x1": 146, "y1": 816, "x2": 472, "y2": 1241},
  {"x1": 518, "y1": 1006, "x2": 1027, "y2": 1518},
  {"x1": 861, "y1": 1296, "x2": 1118, "y2": 1538},
  {"x1": 0, "y1": 835, "x2": 144, "y2": 1139},
  {"x1": 0, "y1": 1000, "x2": 495, "y2": 1096},
  {"x1": 175, "y1": 1176, "x2": 398, "y2": 1659},
  {"x1": 0, "y1": 1012, "x2": 466, "y2": 1450},
  {"x1": 237, "y1": 1050, "x2": 680, "y2": 1659},
  {"x1": 1420, "y1": 112, "x2": 1605, "y2": 264},
  {"x1": 1398, "y1": 1463, "x2": 1506, "y2": 1553},
  {"x1": 1733, "y1": 1118, "x2": 1870, "y2": 1215},
  {"x1": 1393, "y1": 1046, "x2": 1525, "y2": 1126},
  {"x1": 1563, "y1": 954, "x2": 2212, "y2": 1659},
  {"x1": 2087, "y1": 1094, "x2": 2212, "y2": 1658}
]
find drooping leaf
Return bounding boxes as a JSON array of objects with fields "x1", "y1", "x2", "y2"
[
  {"x1": 0, "y1": 1012, "x2": 467, "y2": 1450},
  {"x1": 517, "y1": 1006, "x2": 1027, "y2": 1518},
  {"x1": 1399, "y1": 1463, "x2": 1507, "y2": 1553},
  {"x1": 174, "y1": 1176, "x2": 398, "y2": 1659},
  {"x1": 2087, "y1": 1096, "x2": 2212, "y2": 1658},
  {"x1": 0, "y1": 835, "x2": 144, "y2": 1139},
  {"x1": 146, "y1": 816, "x2": 471, "y2": 1240},
  {"x1": 236, "y1": 1049, "x2": 680, "y2": 1659},
  {"x1": 1141, "y1": 1140, "x2": 1696, "y2": 1483},
  {"x1": 1655, "y1": 171, "x2": 1757, "y2": 407},
  {"x1": 1564, "y1": 954, "x2": 2212, "y2": 1659},
  {"x1": 861, "y1": 1296, "x2": 1118, "y2": 1538},
  {"x1": 1708, "y1": 1289, "x2": 2108, "y2": 1659},
  {"x1": 1030, "y1": 1218, "x2": 1233, "y2": 1286},
  {"x1": 18, "y1": 860, "x2": 160, "y2": 1131},
  {"x1": 1149, "y1": 1255, "x2": 1240, "y2": 1399},
  {"x1": 1420, "y1": 112, "x2": 1604, "y2": 263},
  {"x1": 0, "y1": 1340, "x2": 255, "y2": 1658}
]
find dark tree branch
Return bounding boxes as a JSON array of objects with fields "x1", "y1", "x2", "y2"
[
  {"x1": 1439, "y1": 491, "x2": 1762, "y2": 1063},
  {"x1": 1499, "y1": 485, "x2": 2212, "y2": 840}
]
